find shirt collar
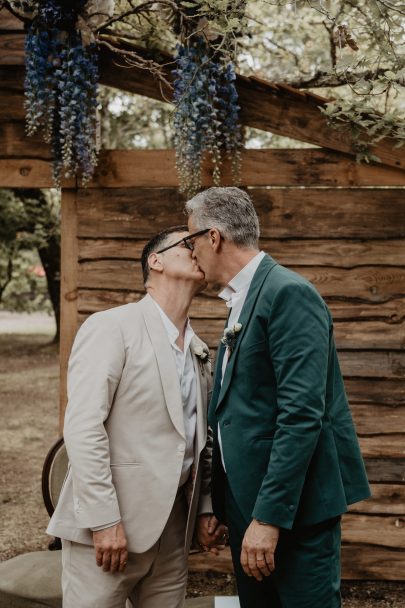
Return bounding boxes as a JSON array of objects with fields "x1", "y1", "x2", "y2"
[
  {"x1": 219, "y1": 251, "x2": 266, "y2": 302},
  {"x1": 151, "y1": 298, "x2": 194, "y2": 350}
]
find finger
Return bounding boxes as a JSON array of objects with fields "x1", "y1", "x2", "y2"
[
  {"x1": 248, "y1": 550, "x2": 263, "y2": 581},
  {"x1": 265, "y1": 548, "x2": 276, "y2": 572},
  {"x1": 240, "y1": 547, "x2": 251, "y2": 577},
  {"x1": 118, "y1": 549, "x2": 129, "y2": 572},
  {"x1": 95, "y1": 547, "x2": 103, "y2": 568},
  {"x1": 110, "y1": 548, "x2": 120, "y2": 573},
  {"x1": 256, "y1": 557, "x2": 271, "y2": 577},
  {"x1": 102, "y1": 549, "x2": 112, "y2": 572},
  {"x1": 208, "y1": 515, "x2": 218, "y2": 534}
]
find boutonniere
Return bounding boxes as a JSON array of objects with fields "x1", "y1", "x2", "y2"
[
  {"x1": 221, "y1": 322, "x2": 242, "y2": 355},
  {"x1": 193, "y1": 344, "x2": 210, "y2": 375}
]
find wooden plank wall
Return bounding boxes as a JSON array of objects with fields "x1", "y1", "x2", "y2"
[{"x1": 59, "y1": 150, "x2": 405, "y2": 580}]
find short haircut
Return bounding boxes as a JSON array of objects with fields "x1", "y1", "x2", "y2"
[
  {"x1": 185, "y1": 187, "x2": 259, "y2": 249},
  {"x1": 141, "y1": 225, "x2": 188, "y2": 285}
]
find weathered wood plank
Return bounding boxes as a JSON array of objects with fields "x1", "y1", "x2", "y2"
[
  {"x1": 0, "y1": 158, "x2": 72, "y2": 188},
  {"x1": 339, "y1": 352, "x2": 405, "y2": 379},
  {"x1": 344, "y1": 379, "x2": 404, "y2": 406},
  {"x1": 298, "y1": 266, "x2": 405, "y2": 303},
  {"x1": 0, "y1": 9, "x2": 24, "y2": 30},
  {"x1": 342, "y1": 514, "x2": 405, "y2": 549},
  {"x1": 365, "y1": 458, "x2": 405, "y2": 483},
  {"x1": 349, "y1": 484, "x2": 405, "y2": 515},
  {"x1": 60, "y1": 190, "x2": 79, "y2": 430},
  {"x1": 89, "y1": 149, "x2": 405, "y2": 188},
  {"x1": 334, "y1": 324, "x2": 404, "y2": 351},
  {"x1": 78, "y1": 237, "x2": 405, "y2": 268},
  {"x1": 76, "y1": 289, "x2": 405, "y2": 331},
  {"x1": 351, "y1": 404, "x2": 405, "y2": 434},
  {"x1": 0, "y1": 122, "x2": 51, "y2": 158},
  {"x1": 77, "y1": 296, "x2": 404, "y2": 349},
  {"x1": 359, "y1": 435, "x2": 405, "y2": 459},
  {"x1": 0, "y1": 65, "x2": 24, "y2": 91},
  {"x1": 341, "y1": 544, "x2": 405, "y2": 580},
  {"x1": 0, "y1": 92, "x2": 24, "y2": 119},
  {"x1": 76, "y1": 188, "x2": 405, "y2": 240},
  {"x1": 325, "y1": 298, "x2": 405, "y2": 323},
  {"x1": 76, "y1": 259, "x2": 405, "y2": 304},
  {"x1": 0, "y1": 32, "x2": 25, "y2": 64}
]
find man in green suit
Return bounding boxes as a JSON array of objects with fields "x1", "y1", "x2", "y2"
[{"x1": 185, "y1": 187, "x2": 371, "y2": 608}]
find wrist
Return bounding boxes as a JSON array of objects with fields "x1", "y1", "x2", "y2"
[{"x1": 254, "y1": 518, "x2": 272, "y2": 526}]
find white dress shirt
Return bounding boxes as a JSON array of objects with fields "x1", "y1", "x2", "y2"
[
  {"x1": 153, "y1": 300, "x2": 197, "y2": 487},
  {"x1": 217, "y1": 251, "x2": 266, "y2": 471},
  {"x1": 92, "y1": 299, "x2": 198, "y2": 532}
]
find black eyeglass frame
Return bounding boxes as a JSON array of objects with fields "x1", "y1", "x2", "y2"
[{"x1": 156, "y1": 228, "x2": 211, "y2": 254}]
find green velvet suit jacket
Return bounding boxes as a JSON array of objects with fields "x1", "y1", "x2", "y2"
[{"x1": 209, "y1": 254, "x2": 371, "y2": 530}]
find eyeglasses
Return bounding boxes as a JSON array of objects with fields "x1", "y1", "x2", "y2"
[{"x1": 156, "y1": 228, "x2": 211, "y2": 254}]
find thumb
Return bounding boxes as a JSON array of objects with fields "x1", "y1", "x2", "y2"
[{"x1": 208, "y1": 515, "x2": 217, "y2": 534}]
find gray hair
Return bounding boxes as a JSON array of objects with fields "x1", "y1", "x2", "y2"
[{"x1": 185, "y1": 187, "x2": 260, "y2": 249}]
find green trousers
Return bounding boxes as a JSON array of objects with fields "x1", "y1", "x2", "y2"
[{"x1": 225, "y1": 481, "x2": 342, "y2": 608}]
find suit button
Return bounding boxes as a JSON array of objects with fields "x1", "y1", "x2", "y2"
[
  {"x1": 223, "y1": 420, "x2": 231, "y2": 427},
  {"x1": 288, "y1": 505, "x2": 295, "y2": 512},
  {"x1": 178, "y1": 444, "x2": 185, "y2": 452}
]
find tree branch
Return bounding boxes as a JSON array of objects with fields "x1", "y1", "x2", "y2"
[{"x1": 288, "y1": 68, "x2": 402, "y2": 89}]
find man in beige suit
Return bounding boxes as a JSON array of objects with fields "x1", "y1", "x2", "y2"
[{"x1": 47, "y1": 226, "x2": 225, "y2": 608}]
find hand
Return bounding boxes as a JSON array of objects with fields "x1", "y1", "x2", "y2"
[
  {"x1": 240, "y1": 519, "x2": 279, "y2": 581},
  {"x1": 93, "y1": 522, "x2": 128, "y2": 573},
  {"x1": 196, "y1": 514, "x2": 228, "y2": 555}
]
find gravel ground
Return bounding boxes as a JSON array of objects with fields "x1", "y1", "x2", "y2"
[{"x1": 0, "y1": 329, "x2": 404, "y2": 606}]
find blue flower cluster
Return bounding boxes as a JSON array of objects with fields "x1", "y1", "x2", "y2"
[
  {"x1": 173, "y1": 39, "x2": 242, "y2": 195},
  {"x1": 24, "y1": 1, "x2": 98, "y2": 185}
]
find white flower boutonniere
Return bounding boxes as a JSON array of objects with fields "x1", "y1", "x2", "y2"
[
  {"x1": 193, "y1": 344, "x2": 210, "y2": 375},
  {"x1": 221, "y1": 322, "x2": 242, "y2": 355}
]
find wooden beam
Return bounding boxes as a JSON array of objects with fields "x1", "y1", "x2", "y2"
[
  {"x1": 60, "y1": 190, "x2": 79, "y2": 431},
  {"x1": 1, "y1": 33, "x2": 404, "y2": 170},
  {"x1": 0, "y1": 158, "x2": 74, "y2": 188},
  {"x1": 3, "y1": 150, "x2": 405, "y2": 189},
  {"x1": 98, "y1": 45, "x2": 405, "y2": 171},
  {"x1": 89, "y1": 149, "x2": 405, "y2": 188}
]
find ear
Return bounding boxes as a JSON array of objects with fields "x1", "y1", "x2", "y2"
[
  {"x1": 148, "y1": 252, "x2": 164, "y2": 275},
  {"x1": 209, "y1": 228, "x2": 221, "y2": 253}
]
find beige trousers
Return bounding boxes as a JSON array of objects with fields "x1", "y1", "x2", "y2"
[{"x1": 61, "y1": 491, "x2": 188, "y2": 608}]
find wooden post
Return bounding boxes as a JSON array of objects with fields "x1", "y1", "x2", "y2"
[{"x1": 59, "y1": 189, "x2": 78, "y2": 432}]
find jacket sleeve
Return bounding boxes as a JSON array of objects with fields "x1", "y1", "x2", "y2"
[
  {"x1": 252, "y1": 281, "x2": 330, "y2": 529},
  {"x1": 63, "y1": 313, "x2": 125, "y2": 529}
]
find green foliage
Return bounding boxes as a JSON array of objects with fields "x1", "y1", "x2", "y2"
[{"x1": 0, "y1": 189, "x2": 60, "y2": 314}]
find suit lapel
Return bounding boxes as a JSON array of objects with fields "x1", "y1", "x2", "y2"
[
  {"x1": 140, "y1": 294, "x2": 185, "y2": 439},
  {"x1": 215, "y1": 255, "x2": 278, "y2": 413},
  {"x1": 190, "y1": 336, "x2": 207, "y2": 452}
]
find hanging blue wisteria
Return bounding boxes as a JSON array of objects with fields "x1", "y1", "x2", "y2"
[
  {"x1": 24, "y1": 0, "x2": 99, "y2": 185},
  {"x1": 173, "y1": 38, "x2": 242, "y2": 195}
]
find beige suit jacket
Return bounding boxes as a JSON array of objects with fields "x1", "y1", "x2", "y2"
[{"x1": 47, "y1": 294, "x2": 212, "y2": 554}]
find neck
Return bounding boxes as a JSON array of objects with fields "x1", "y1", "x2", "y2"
[
  {"x1": 215, "y1": 247, "x2": 260, "y2": 287},
  {"x1": 147, "y1": 281, "x2": 195, "y2": 337}
]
